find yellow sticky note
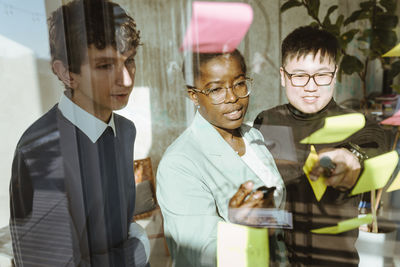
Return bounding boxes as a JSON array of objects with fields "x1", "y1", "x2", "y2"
[
  {"x1": 386, "y1": 171, "x2": 400, "y2": 192},
  {"x1": 217, "y1": 222, "x2": 269, "y2": 267},
  {"x1": 351, "y1": 151, "x2": 399, "y2": 196},
  {"x1": 383, "y1": 43, "x2": 400, "y2": 57},
  {"x1": 303, "y1": 145, "x2": 327, "y2": 201},
  {"x1": 301, "y1": 113, "x2": 365, "y2": 144},
  {"x1": 311, "y1": 214, "x2": 373, "y2": 234}
]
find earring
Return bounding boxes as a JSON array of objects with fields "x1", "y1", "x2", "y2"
[{"x1": 196, "y1": 105, "x2": 200, "y2": 109}]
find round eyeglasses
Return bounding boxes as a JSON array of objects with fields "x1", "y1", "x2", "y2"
[
  {"x1": 188, "y1": 78, "x2": 252, "y2": 105},
  {"x1": 283, "y1": 66, "x2": 337, "y2": 87}
]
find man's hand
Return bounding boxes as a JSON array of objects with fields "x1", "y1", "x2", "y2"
[
  {"x1": 228, "y1": 181, "x2": 264, "y2": 224},
  {"x1": 309, "y1": 148, "x2": 361, "y2": 191}
]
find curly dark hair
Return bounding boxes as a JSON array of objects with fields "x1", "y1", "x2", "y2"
[
  {"x1": 182, "y1": 49, "x2": 247, "y2": 86},
  {"x1": 48, "y1": 0, "x2": 141, "y2": 74},
  {"x1": 282, "y1": 26, "x2": 338, "y2": 66}
]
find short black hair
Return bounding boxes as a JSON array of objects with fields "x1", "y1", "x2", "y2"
[
  {"x1": 281, "y1": 26, "x2": 338, "y2": 66},
  {"x1": 48, "y1": 0, "x2": 141, "y2": 74},
  {"x1": 182, "y1": 49, "x2": 247, "y2": 86}
]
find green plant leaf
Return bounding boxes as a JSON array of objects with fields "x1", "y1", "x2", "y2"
[
  {"x1": 340, "y1": 29, "x2": 359, "y2": 48},
  {"x1": 344, "y1": 9, "x2": 370, "y2": 26},
  {"x1": 323, "y1": 5, "x2": 338, "y2": 26},
  {"x1": 280, "y1": 0, "x2": 302, "y2": 13},
  {"x1": 325, "y1": 24, "x2": 340, "y2": 37},
  {"x1": 375, "y1": 14, "x2": 398, "y2": 29},
  {"x1": 305, "y1": 0, "x2": 320, "y2": 19},
  {"x1": 375, "y1": 30, "x2": 398, "y2": 52},
  {"x1": 380, "y1": 0, "x2": 397, "y2": 13},
  {"x1": 360, "y1": 1, "x2": 375, "y2": 10},
  {"x1": 335, "y1": 14, "x2": 344, "y2": 28},
  {"x1": 309, "y1": 21, "x2": 319, "y2": 28},
  {"x1": 326, "y1": 5, "x2": 338, "y2": 17},
  {"x1": 340, "y1": 55, "x2": 363, "y2": 75},
  {"x1": 387, "y1": 61, "x2": 400, "y2": 81}
]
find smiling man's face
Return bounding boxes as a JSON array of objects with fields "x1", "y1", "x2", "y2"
[
  {"x1": 70, "y1": 45, "x2": 136, "y2": 121},
  {"x1": 280, "y1": 51, "x2": 337, "y2": 114}
]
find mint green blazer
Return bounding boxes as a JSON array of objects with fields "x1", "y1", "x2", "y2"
[{"x1": 156, "y1": 112, "x2": 284, "y2": 267}]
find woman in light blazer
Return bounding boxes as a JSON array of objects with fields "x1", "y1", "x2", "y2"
[{"x1": 156, "y1": 50, "x2": 286, "y2": 267}]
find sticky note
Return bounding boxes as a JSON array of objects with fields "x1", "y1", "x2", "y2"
[
  {"x1": 380, "y1": 110, "x2": 400, "y2": 126},
  {"x1": 383, "y1": 43, "x2": 400, "y2": 57},
  {"x1": 217, "y1": 222, "x2": 269, "y2": 267},
  {"x1": 300, "y1": 113, "x2": 365, "y2": 144},
  {"x1": 311, "y1": 214, "x2": 373, "y2": 234},
  {"x1": 386, "y1": 171, "x2": 400, "y2": 192},
  {"x1": 180, "y1": 1, "x2": 253, "y2": 53},
  {"x1": 351, "y1": 151, "x2": 399, "y2": 196},
  {"x1": 303, "y1": 145, "x2": 327, "y2": 202}
]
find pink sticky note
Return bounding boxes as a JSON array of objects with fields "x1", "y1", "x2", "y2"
[
  {"x1": 180, "y1": 1, "x2": 253, "y2": 53},
  {"x1": 381, "y1": 110, "x2": 400, "y2": 126}
]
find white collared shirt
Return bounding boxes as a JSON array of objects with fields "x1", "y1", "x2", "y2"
[{"x1": 58, "y1": 93, "x2": 116, "y2": 143}]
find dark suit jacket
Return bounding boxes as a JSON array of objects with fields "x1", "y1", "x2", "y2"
[{"x1": 10, "y1": 105, "x2": 144, "y2": 266}]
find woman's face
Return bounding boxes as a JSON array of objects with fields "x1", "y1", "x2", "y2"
[{"x1": 189, "y1": 54, "x2": 249, "y2": 133}]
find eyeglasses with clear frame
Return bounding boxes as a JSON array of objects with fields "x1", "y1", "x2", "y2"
[
  {"x1": 187, "y1": 77, "x2": 252, "y2": 105},
  {"x1": 283, "y1": 66, "x2": 337, "y2": 87}
]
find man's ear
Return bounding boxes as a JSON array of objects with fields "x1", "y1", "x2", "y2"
[
  {"x1": 187, "y1": 87, "x2": 199, "y2": 106},
  {"x1": 279, "y1": 67, "x2": 286, "y2": 88},
  {"x1": 52, "y1": 60, "x2": 78, "y2": 89}
]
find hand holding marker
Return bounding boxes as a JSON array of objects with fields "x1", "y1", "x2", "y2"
[{"x1": 320, "y1": 156, "x2": 336, "y2": 178}]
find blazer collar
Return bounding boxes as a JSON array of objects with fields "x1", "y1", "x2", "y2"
[
  {"x1": 191, "y1": 112, "x2": 239, "y2": 156},
  {"x1": 190, "y1": 112, "x2": 259, "y2": 158}
]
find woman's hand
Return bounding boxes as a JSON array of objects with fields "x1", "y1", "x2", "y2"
[{"x1": 228, "y1": 181, "x2": 264, "y2": 224}]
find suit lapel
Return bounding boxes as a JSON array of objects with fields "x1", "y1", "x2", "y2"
[
  {"x1": 191, "y1": 113, "x2": 261, "y2": 180},
  {"x1": 190, "y1": 113, "x2": 263, "y2": 219},
  {"x1": 57, "y1": 109, "x2": 90, "y2": 261}
]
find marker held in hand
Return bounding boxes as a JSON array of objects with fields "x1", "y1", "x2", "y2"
[{"x1": 320, "y1": 156, "x2": 336, "y2": 178}]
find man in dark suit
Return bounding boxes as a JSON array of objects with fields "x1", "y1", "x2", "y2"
[{"x1": 10, "y1": 0, "x2": 149, "y2": 266}]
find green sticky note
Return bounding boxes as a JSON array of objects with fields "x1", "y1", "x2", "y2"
[
  {"x1": 217, "y1": 222, "x2": 269, "y2": 267},
  {"x1": 300, "y1": 113, "x2": 365, "y2": 144},
  {"x1": 351, "y1": 151, "x2": 399, "y2": 196},
  {"x1": 311, "y1": 214, "x2": 373, "y2": 234},
  {"x1": 383, "y1": 43, "x2": 400, "y2": 57},
  {"x1": 303, "y1": 145, "x2": 327, "y2": 201},
  {"x1": 387, "y1": 171, "x2": 400, "y2": 192}
]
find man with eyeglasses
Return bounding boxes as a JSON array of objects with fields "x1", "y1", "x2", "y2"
[{"x1": 253, "y1": 26, "x2": 390, "y2": 266}]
